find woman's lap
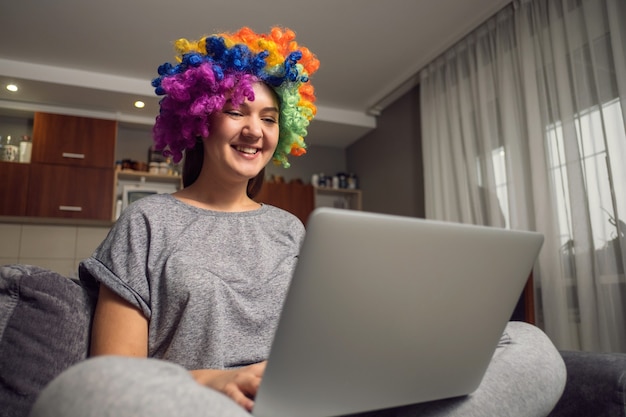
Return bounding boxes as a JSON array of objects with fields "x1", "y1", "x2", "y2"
[
  {"x1": 350, "y1": 321, "x2": 566, "y2": 417},
  {"x1": 28, "y1": 356, "x2": 249, "y2": 417},
  {"x1": 29, "y1": 322, "x2": 565, "y2": 417}
]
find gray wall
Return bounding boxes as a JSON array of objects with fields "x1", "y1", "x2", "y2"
[
  {"x1": 265, "y1": 145, "x2": 346, "y2": 184},
  {"x1": 347, "y1": 85, "x2": 424, "y2": 218},
  {"x1": 116, "y1": 123, "x2": 154, "y2": 163}
]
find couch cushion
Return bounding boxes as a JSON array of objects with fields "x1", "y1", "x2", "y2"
[
  {"x1": 549, "y1": 350, "x2": 626, "y2": 417},
  {"x1": 0, "y1": 264, "x2": 96, "y2": 417}
]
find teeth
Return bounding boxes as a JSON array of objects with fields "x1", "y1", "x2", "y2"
[{"x1": 235, "y1": 146, "x2": 258, "y2": 155}]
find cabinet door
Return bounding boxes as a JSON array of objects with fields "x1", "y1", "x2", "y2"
[
  {"x1": 0, "y1": 162, "x2": 30, "y2": 216},
  {"x1": 31, "y1": 112, "x2": 116, "y2": 168},
  {"x1": 255, "y1": 181, "x2": 314, "y2": 225},
  {"x1": 26, "y1": 164, "x2": 114, "y2": 221}
]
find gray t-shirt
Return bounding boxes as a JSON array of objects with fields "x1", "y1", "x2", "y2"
[{"x1": 79, "y1": 193, "x2": 305, "y2": 370}]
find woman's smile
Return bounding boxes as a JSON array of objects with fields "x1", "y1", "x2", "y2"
[{"x1": 233, "y1": 145, "x2": 261, "y2": 156}]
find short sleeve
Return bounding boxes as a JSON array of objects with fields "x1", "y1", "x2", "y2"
[{"x1": 79, "y1": 201, "x2": 154, "y2": 318}]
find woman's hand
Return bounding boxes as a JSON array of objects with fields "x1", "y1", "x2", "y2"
[{"x1": 190, "y1": 361, "x2": 266, "y2": 411}]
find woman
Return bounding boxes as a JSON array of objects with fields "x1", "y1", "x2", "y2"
[{"x1": 30, "y1": 27, "x2": 565, "y2": 417}]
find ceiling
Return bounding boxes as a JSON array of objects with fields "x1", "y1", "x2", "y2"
[{"x1": 0, "y1": 0, "x2": 510, "y2": 148}]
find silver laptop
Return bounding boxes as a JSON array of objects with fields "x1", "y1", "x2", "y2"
[{"x1": 253, "y1": 207, "x2": 543, "y2": 417}]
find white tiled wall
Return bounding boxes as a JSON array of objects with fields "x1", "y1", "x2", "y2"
[{"x1": 0, "y1": 223, "x2": 110, "y2": 277}]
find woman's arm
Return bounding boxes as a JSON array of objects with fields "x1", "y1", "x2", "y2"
[
  {"x1": 90, "y1": 284, "x2": 149, "y2": 357},
  {"x1": 90, "y1": 284, "x2": 265, "y2": 411}
]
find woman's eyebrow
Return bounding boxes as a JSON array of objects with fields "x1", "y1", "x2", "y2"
[{"x1": 237, "y1": 102, "x2": 279, "y2": 113}]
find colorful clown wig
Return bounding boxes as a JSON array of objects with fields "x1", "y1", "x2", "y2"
[{"x1": 151, "y1": 27, "x2": 319, "y2": 168}]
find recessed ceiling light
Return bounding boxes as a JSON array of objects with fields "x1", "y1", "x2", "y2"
[
  {"x1": 6, "y1": 84, "x2": 18, "y2": 92},
  {"x1": 134, "y1": 100, "x2": 145, "y2": 109}
]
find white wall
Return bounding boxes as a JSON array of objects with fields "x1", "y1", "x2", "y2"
[{"x1": 0, "y1": 223, "x2": 110, "y2": 277}]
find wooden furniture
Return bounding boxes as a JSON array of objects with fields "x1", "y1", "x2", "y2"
[
  {"x1": 313, "y1": 186, "x2": 362, "y2": 211},
  {"x1": 255, "y1": 180, "x2": 315, "y2": 225},
  {"x1": 26, "y1": 164, "x2": 114, "y2": 221},
  {"x1": 0, "y1": 161, "x2": 30, "y2": 216},
  {"x1": 255, "y1": 180, "x2": 362, "y2": 226},
  {"x1": 0, "y1": 112, "x2": 117, "y2": 221},
  {"x1": 115, "y1": 170, "x2": 183, "y2": 190},
  {"x1": 31, "y1": 112, "x2": 116, "y2": 169},
  {"x1": 523, "y1": 272, "x2": 535, "y2": 324}
]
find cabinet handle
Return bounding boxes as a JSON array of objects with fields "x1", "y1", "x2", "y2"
[
  {"x1": 59, "y1": 205, "x2": 83, "y2": 212},
  {"x1": 62, "y1": 152, "x2": 86, "y2": 159}
]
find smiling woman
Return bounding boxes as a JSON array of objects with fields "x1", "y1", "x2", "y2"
[{"x1": 28, "y1": 26, "x2": 322, "y2": 417}]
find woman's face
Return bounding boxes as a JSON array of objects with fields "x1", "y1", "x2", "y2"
[{"x1": 203, "y1": 82, "x2": 280, "y2": 183}]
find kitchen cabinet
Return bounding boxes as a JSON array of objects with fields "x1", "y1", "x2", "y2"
[
  {"x1": 32, "y1": 112, "x2": 116, "y2": 168},
  {"x1": 0, "y1": 112, "x2": 117, "y2": 222},
  {"x1": 27, "y1": 112, "x2": 117, "y2": 221},
  {"x1": 255, "y1": 181, "x2": 362, "y2": 226},
  {"x1": 26, "y1": 164, "x2": 114, "y2": 220},
  {"x1": 0, "y1": 161, "x2": 30, "y2": 216},
  {"x1": 255, "y1": 181, "x2": 315, "y2": 225}
]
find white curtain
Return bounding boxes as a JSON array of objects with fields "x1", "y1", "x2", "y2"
[{"x1": 420, "y1": 0, "x2": 626, "y2": 352}]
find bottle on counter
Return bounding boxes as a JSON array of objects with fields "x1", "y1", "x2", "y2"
[
  {"x1": 19, "y1": 135, "x2": 32, "y2": 163},
  {"x1": 318, "y1": 172, "x2": 326, "y2": 187},
  {"x1": 337, "y1": 172, "x2": 348, "y2": 189},
  {"x1": 347, "y1": 173, "x2": 359, "y2": 189}
]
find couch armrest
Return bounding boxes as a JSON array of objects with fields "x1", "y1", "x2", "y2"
[
  {"x1": 0, "y1": 264, "x2": 96, "y2": 417},
  {"x1": 548, "y1": 350, "x2": 626, "y2": 417}
]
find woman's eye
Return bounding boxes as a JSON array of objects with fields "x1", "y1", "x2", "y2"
[
  {"x1": 225, "y1": 110, "x2": 243, "y2": 117},
  {"x1": 262, "y1": 117, "x2": 278, "y2": 124}
]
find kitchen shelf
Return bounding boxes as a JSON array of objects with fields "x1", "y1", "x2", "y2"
[
  {"x1": 116, "y1": 169, "x2": 182, "y2": 184},
  {"x1": 313, "y1": 186, "x2": 362, "y2": 211}
]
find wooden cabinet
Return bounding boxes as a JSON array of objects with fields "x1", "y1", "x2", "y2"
[
  {"x1": 32, "y1": 112, "x2": 116, "y2": 168},
  {"x1": 26, "y1": 164, "x2": 114, "y2": 220},
  {"x1": 27, "y1": 112, "x2": 117, "y2": 221},
  {"x1": 0, "y1": 161, "x2": 30, "y2": 216},
  {"x1": 0, "y1": 112, "x2": 117, "y2": 222},
  {"x1": 255, "y1": 181, "x2": 362, "y2": 226},
  {"x1": 255, "y1": 181, "x2": 315, "y2": 225}
]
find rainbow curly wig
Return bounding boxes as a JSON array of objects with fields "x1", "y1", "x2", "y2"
[{"x1": 151, "y1": 27, "x2": 319, "y2": 168}]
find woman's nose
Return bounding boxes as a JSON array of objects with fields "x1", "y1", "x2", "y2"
[{"x1": 242, "y1": 119, "x2": 262, "y2": 141}]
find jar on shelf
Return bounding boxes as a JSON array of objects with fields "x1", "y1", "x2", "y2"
[{"x1": 0, "y1": 135, "x2": 19, "y2": 162}]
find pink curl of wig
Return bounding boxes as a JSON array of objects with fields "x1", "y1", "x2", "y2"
[{"x1": 153, "y1": 63, "x2": 258, "y2": 163}]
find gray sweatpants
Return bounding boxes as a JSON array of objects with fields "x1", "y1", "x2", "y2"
[{"x1": 29, "y1": 322, "x2": 566, "y2": 417}]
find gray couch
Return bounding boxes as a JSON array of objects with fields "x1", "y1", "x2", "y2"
[{"x1": 1, "y1": 264, "x2": 625, "y2": 417}]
